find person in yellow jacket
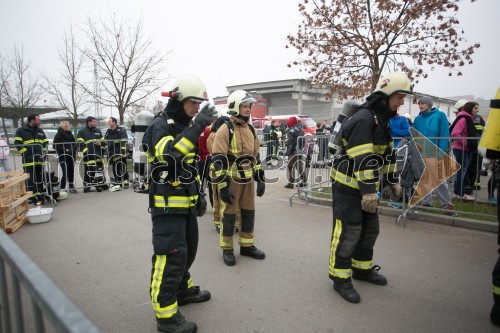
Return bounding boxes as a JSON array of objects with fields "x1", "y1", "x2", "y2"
[{"x1": 211, "y1": 90, "x2": 266, "y2": 266}]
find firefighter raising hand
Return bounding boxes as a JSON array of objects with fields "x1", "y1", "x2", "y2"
[{"x1": 194, "y1": 103, "x2": 218, "y2": 129}]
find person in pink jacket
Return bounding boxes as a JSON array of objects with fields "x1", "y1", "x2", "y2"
[{"x1": 450, "y1": 101, "x2": 479, "y2": 200}]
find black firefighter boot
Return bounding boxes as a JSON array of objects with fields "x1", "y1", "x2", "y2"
[
  {"x1": 333, "y1": 280, "x2": 361, "y2": 304},
  {"x1": 176, "y1": 286, "x2": 211, "y2": 306},
  {"x1": 352, "y1": 265, "x2": 388, "y2": 285},
  {"x1": 239, "y1": 209, "x2": 265, "y2": 260},
  {"x1": 156, "y1": 311, "x2": 197, "y2": 333},
  {"x1": 221, "y1": 213, "x2": 237, "y2": 266}
]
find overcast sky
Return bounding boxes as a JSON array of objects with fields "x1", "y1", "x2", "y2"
[{"x1": 1, "y1": 0, "x2": 499, "y2": 107}]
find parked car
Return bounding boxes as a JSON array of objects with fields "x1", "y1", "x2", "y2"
[{"x1": 0, "y1": 132, "x2": 15, "y2": 145}]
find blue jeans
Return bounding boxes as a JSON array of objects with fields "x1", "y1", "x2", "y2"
[{"x1": 453, "y1": 149, "x2": 471, "y2": 196}]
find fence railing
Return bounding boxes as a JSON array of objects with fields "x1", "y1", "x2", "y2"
[
  {"x1": 276, "y1": 134, "x2": 497, "y2": 222},
  {"x1": 0, "y1": 229, "x2": 100, "y2": 333}
]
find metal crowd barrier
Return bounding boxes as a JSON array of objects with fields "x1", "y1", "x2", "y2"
[
  {"x1": 2, "y1": 140, "x2": 134, "y2": 198},
  {"x1": 268, "y1": 134, "x2": 497, "y2": 222},
  {"x1": 0, "y1": 229, "x2": 100, "y2": 332}
]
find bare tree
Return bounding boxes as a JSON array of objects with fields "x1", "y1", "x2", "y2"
[
  {"x1": 0, "y1": 55, "x2": 12, "y2": 138},
  {"x1": 43, "y1": 22, "x2": 90, "y2": 134},
  {"x1": 82, "y1": 14, "x2": 167, "y2": 125},
  {"x1": 151, "y1": 100, "x2": 164, "y2": 116},
  {"x1": 2, "y1": 45, "x2": 44, "y2": 122},
  {"x1": 286, "y1": 0, "x2": 481, "y2": 99}
]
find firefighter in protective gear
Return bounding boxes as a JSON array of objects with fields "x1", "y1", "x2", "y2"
[
  {"x1": 142, "y1": 75, "x2": 216, "y2": 333},
  {"x1": 77, "y1": 116, "x2": 107, "y2": 193},
  {"x1": 206, "y1": 116, "x2": 242, "y2": 233},
  {"x1": 480, "y1": 86, "x2": 500, "y2": 327},
  {"x1": 211, "y1": 90, "x2": 266, "y2": 266},
  {"x1": 329, "y1": 72, "x2": 408, "y2": 303},
  {"x1": 14, "y1": 114, "x2": 48, "y2": 203},
  {"x1": 104, "y1": 117, "x2": 130, "y2": 189}
]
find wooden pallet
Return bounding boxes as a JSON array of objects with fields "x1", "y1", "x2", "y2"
[{"x1": 0, "y1": 171, "x2": 33, "y2": 233}]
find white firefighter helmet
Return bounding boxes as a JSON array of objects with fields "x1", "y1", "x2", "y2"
[
  {"x1": 452, "y1": 99, "x2": 468, "y2": 113},
  {"x1": 374, "y1": 72, "x2": 413, "y2": 96},
  {"x1": 227, "y1": 90, "x2": 257, "y2": 116},
  {"x1": 165, "y1": 75, "x2": 208, "y2": 103}
]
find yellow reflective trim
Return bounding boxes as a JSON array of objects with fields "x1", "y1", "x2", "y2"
[
  {"x1": 382, "y1": 163, "x2": 397, "y2": 174},
  {"x1": 23, "y1": 139, "x2": 46, "y2": 144},
  {"x1": 354, "y1": 169, "x2": 375, "y2": 181},
  {"x1": 186, "y1": 277, "x2": 194, "y2": 289},
  {"x1": 18, "y1": 148, "x2": 27, "y2": 154},
  {"x1": 77, "y1": 138, "x2": 84, "y2": 142},
  {"x1": 150, "y1": 255, "x2": 179, "y2": 319},
  {"x1": 153, "y1": 195, "x2": 198, "y2": 208},
  {"x1": 475, "y1": 125, "x2": 484, "y2": 130},
  {"x1": 389, "y1": 141, "x2": 394, "y2": 150},
  {"x1": 82, "y1": 148, "x2": 88, "y2": 154},
  {"x1": 352, "y1": 259, "x2": 372, "y2": 270},
  {"x1": 493, "y1": 285, "x2": 500, "y2": 296},
  {"x1": 215, "y1": 170, "x2": 226, "y2": 177},
  {"x1": 239, "y1": 239, "x2": 254, "y2": 245},
  {"x1": 329, "y1": 219, "x2": 348, "y2": 278},
  {"x1": 154, "y1": 136, "x2": 174, "y2": 163},
  {"x1": 374, "y1": 144, "x2": 387, "y2": 155},
  {"x1": 331, "y1": 169, "x2": 359, "y2": 189},
  {"x1": 14, "y1": 136, "x2": 23, "y2": 142},
  {"x1": 254, "y1": 164, "x2": 262, "y2": 171},
  {"x1": 346, "y1": 143, "x2": 374, "y2": 158},
  {"x1": 217, "y1": 182, "x2": 227, "y2": 190},
  {"x1": 174, "y1": 137, "x2": 194, "y2": 156},
  {"x1": 22, "y1": 162, "x2": 44, "y2": 167},
  {"x1": 230, "y1": 131, "x2": 239, "y2": 157}
]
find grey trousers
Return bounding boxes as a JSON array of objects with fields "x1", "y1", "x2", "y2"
[{"x1": 422, "y1": 181, "x2": 452, "y2": 208}]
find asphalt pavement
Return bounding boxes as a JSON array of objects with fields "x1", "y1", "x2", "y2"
[{"x1": 8, "y1": 167, "x2": 500, "y2": 333}]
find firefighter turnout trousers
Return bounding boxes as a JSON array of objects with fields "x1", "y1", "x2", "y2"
[
  {"x1": 328, "y1": 185, "x2": 379, "y2": 282},
  {"x1": 150, "y1": 212, "x2": 199, "y2": 320},
  {"x1": 220, "y1": 178, "x2": 255, "y2": 250}
]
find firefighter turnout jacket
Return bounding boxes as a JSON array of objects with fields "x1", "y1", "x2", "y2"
[
  {"x1": 211, "y1": 116, "x2": 261, "y2": 182},
  {"x1": 77, "y1": 126, "x2": 105, "y2": 164},
  {"x1": 142, "y1": 112, "x2": 204, "y2": 214},
  {"x1": 330, "y1": 106, "x2": 398, "y2": 195},
  {"x1": 14, "y1": 124, "x2": 48, "y2": 167},
  {"x1": 105, "y1": 126, "x2": 128, "y2": 158}
]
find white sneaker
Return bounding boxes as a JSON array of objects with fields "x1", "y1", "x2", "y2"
[{"x1": 461, "y1": 194, "x2": 474, "y2": 201}]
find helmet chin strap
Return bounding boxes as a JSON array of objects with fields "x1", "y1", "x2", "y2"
[{"x1": 236, "y1": 114, "x2": 250, "y2": 122}]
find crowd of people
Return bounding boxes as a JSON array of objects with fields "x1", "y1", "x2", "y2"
[
  {"x1": 388, "y1": 96, "x2": 493, "y2": 208},
  {"x1": 9, "y1": 114, "x2": 131, "y2": 204},
  {"x1": 4, "y1": 73, "x2": 498, "y2": 332}
]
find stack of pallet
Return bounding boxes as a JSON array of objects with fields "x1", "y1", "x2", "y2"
[{"x1": 0, "y1": 171, "x2": 32, "y2": 233}]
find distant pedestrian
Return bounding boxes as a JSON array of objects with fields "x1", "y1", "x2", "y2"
[
  {"x1": 413, "y1": 96, "x2": 455, "y2": 215},
  {"x1": 53, "y1": 121, "x2": 78, "y2": 193},
  {"x1": 450, "y1": 101, "x2": 479, "y2": 200},
  {"x1": 104, "y1": 117, "x2": 130, "y2": 189}
]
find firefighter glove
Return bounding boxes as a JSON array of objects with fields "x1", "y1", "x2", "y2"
[
  {"x1": 254, "y1": 169, "x2": 265, "y2": 183},
  {"x1": 383, "y1": 183, "x2": 402, "y2": 201},
  {"x1": 361, "y1": 193, "x2": 379, "y2": 214},
  {"x1": 194, "y1": 103, "x2": 218, "y2": 129},
  {"x1": 195, "y1": 195, "x2": 207, "y2": 217},
  {"x1": 256, "y1": 181, "x2": 265, "y2": 197},
  {"x1": 219, "y1": 185, "x2": 234, "y2": 205}
]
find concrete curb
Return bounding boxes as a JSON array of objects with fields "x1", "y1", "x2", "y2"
[{"x1": 298, "y1": 194, "x2": 498, "y2": 234}]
